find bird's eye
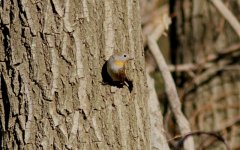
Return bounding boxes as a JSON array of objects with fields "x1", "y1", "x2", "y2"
[{"x1": 123, "y1": 54, "x2": 127, "y2": 57}]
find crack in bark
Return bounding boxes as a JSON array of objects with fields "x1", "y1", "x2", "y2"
[{"x1": 1, "y1": 74, "x2": 11, "y2": 130}]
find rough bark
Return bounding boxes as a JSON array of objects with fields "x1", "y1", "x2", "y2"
[
  {"x1": 0, "y1": 0, "x2": 150, "y2": 149},
  {"x1": 171, "y1": 0, "x2": 240, "y2": 149},
  {"x1": 147, "y1": 72, "x2": 170, "y2": 150}
]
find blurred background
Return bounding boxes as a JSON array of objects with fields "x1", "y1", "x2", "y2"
[{"x1": 140, "y1": 0, "x2": 240, "y2": 149}]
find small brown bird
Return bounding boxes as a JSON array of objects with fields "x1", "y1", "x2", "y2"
[{"x1": 107, "y1": 53, "x2": 133, "y2": 83}]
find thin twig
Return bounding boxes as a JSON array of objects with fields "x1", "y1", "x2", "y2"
[
  {"x1": 147, "y1": 19, "x2": 195, "y2": 150},
  {"x1": 169, "y1": 64, "x2": 240, "y2": 72},
  {"x1": 190, "y1": 102, "x2": 240, "y2": 128},
  {"x1": 173, "y1": 131, "x2": 230, "y2": 150},
  {"x1": 182, "y1": 59, "x2": 232, "y2": 96},
  {"x1": 216, "y1": 115, "x2": 240, "y2": 132},
  {"x1": 168, "y1": 63, "x2": 213, "y2": 72},
  {"x1": 169, "y1": 43, "x2": 240, "y2": 72},
  {"x1": 211, "y1": 0, "x2": 240, "y2": 38}
]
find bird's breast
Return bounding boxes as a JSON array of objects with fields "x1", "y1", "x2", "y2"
[{"x1": 113, "y1": 60, "x2": 124, "y2": 68}]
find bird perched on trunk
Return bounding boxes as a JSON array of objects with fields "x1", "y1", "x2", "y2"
[{"x1": 107, "y1": 52, "x2": 133, "y2": 84}]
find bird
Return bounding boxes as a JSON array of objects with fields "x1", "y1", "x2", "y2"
[{"x1": 106, "y1": 53, "x2": 133, "y2": 83}]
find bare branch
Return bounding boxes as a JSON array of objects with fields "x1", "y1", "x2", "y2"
[
  {"x1": 211, "y1": 0, "x2": 240, "y2": 38},
  {"x1": 147, "y1": 19, "x2": 195, "y2": 150}
]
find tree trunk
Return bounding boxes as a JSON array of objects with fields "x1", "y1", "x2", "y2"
[
  {"x1": 0, "y1": 0, "x2": 150, "y2": 149},
  {"x1": 171, "y1": 0, "x2": 240, "y2": 149}
]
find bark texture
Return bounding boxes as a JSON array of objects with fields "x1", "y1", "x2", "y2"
[
  {"x1": 147, "y1": 72, "x2": 170, "y2": 150},
  {"x1": 171, "y1": 0, "x2": 240, "y2": 149},
  {"x1": 0, "y1": 0, "x2": 150, "y2": 149}
]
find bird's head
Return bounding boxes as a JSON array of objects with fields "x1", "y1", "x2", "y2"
[{"x1": 111, "y1": 53, "x2": 133, "y2": 67}]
